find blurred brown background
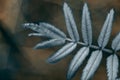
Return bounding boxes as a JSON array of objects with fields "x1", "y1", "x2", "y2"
[{"x1": 0, "y1": 0, "x2": 120, "y2": 80}]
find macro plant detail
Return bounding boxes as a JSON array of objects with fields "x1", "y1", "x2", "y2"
[{"x1": 23, "y1": 2, "x2": 120, "y2": 80}]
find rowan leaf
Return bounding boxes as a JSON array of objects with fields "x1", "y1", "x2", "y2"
[
  {"x1": 34, "y1": 39, "x2": 66, "y2": 49},
  {"x1": 63, "y1": 3, "x2": 80, "y2": 42},
  {"x1": 98, "y1": 9, "x2": 114, "y2": 49},
  {"x1": 81, "y1": 3, "x2": 92, "y2": 45},
  {"x1": 67, "y1": 47, "x2": 89, "y2": 80},
  {"x1": 47, "y1": 43, "x2": 77, "y2": 63},
  {"x1": 39, "y1": 22, "x2": 66, "y2": 38},
  {"x1": 112, "y1": 32, "x2": 120, "y2": 51},
  {"x1": 23, "y1": 23, "x2": 66, "y2": 39},
  {"x1": 106, "y1": 54, "x2": 119, "y2": 80}
]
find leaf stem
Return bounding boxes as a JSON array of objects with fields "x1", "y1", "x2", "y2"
[{"x1": 66, "y1": 38, "x2": 113, "y2": 54}]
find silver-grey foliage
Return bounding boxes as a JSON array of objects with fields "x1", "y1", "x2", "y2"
[
  {"x1": 106, "y1": 54, "x2": 119, "y2": 80},
  {"x1": 23, "y1": 2, "x2": 120, "y2": 80},
  {"x1": 67, "y1": 47, "x2": 89, "y2": 80},
  {"x1": 63, "y1": 3, "x2": 80, "y2": 42},
  {"x1": 112, "y1": 32, "x2": 120, "y2": 51},
  {"x1": 82, "y1": 3, "x2": 92, "y2": 45},
  {"x1": 81, "y1": 50, "x2": 102, "y2": 80},
  {"x1": 24, "y1": 22, "x2": 66, "y2": 39},
  {"x1": 98, "y1": 9, "x2": 114, "y2": 49},
  {"x1": 47, "y1": 42, "x2": 77, "y2": 63},
  {"x1": 34, "y1": 39, "x2": 65, "y2": 49}
]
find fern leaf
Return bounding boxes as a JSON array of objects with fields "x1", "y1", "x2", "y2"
[
  {"x1": 81, "y1": 50, "x2": 102, "y2": 80},
  {"x1": 67, "y1": 47, "x2": 89, "y2": 80},
  {"x1": 82, "y1": 3, "x2": 92, "y2": 45},
  {"x1": 23, "y1": 23, "x2": 66, "y2": 39},
  {"x1": 34, "y1": 39, "x2": 65, "y2": 49},
  {"x1": 63, "y1": 3, "x2": 80, "y2": 42},
  {"x1": 47, "y1": 42, "x2": 77, "y2": 63},
  {"x1": 106, "y1": 54, "x2": 119, "y2": 80},
  {"x1": 112, "y1": 32, "x2": 120, "y2": 51},
  {"x1": 98, "y1": 9, "x2": 114, "y2": 48}
]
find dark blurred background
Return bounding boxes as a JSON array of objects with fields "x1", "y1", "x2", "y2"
[{"x1": 0, "y1": 0, "x2": 120, "y2": 80}]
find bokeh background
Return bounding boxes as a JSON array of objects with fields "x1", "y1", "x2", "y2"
[{"x1": 0, "y1": 0, "x2": 120, "y2": 80}]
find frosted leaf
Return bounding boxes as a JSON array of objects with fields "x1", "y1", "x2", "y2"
[
  {"x1": 34, "y1": 39, "x2": 65, "y2": 49},
  {"x1": 23, "y1": 23, "x2": 66, "y2": 39},
  {"x1": 39, "y1": 22, "x2": 66, "y2": 38},
  {"x1": 81, "y1": 50, "x2": 102, "y2": 80},
  {"x1": 47, "y1": 42, "x2": 77, "y2": 63},
  {"x1": 112, "y1": 32, "x2": 120, "y2": 51},
  {"x1": 67, "y1": 47, "x2": 89, "y2": 80},
  {"x1": 63, "y1": 3, "x2": 80, "y2": 42},
  {"x1": 106, "y1": 54, "x2": 119, "y2": 80},
  {"x1": 82, "y1": 3, "x2": 92, "y2": 45},
  {"x1": 98, "y1": 9, "x2": 114, "y2": 49}
]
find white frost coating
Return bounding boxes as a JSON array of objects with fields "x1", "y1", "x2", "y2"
[
  {"x1": 24, "y1": 23, "x2": 42, "y2": 32},
  {"x1": 67, "y1": 47, "x2": 89, "y2": 80},
  {"x1": 98, "y1": 9, "x2": 114, "y2": 48},
  {"x1": 112, "y1": 32, "x2": 120, "y2": 51},
  {"x1": 81, "y1": 50, "x2": 102, "y2": 80},
  {"x1": 82, "y1": 3, "x2": 92, "y2": 45},
  {"x1": 39, "y1": 22, "x2": 66, "y2": 38},
  {"x1": 28, "y1": 33, "x2": 45, "y2": 37},
  {"x1": 47, "y1": 43, "x2": 77, "y2": 63},
  {"x1": 24, "y1": 23, "x2": 66, "y2": 39},
  {"x1": 63, "y1": 3, "x2": 80, "y2": 42},
  {"x1": 34, "y1": 39, "x2": 66, "y2": 49},
  {"x1": 106, "y1": 54, "x2": 119, "y2": 80}
]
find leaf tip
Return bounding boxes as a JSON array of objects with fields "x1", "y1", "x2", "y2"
[
  {"x1": 46, "y1": 58, "x2": 52, "y2": 63},
  {"x1": 28, "y1": 33, "x2": 33, "y2": 36},
  {"x1": 63, "y1": 2, "x2": 68, "y2": 8},
  {"x1": 110, "y1": 9, "x2": 114, "y2": 14},
  {"x1": 84, "y1": 3, "x2": 88, "y2": 8},
  {"x1": 46, "y1": 57, "x2": 57, "y2": 64},
  {"x1": 67, "y1": 72, "x2": 73, "y2": 80},
  {"x1": 33, "y1": 46, "x2": 38, "y2": 50},
  {"x1": 109, "y1": 9, "x2": 114, "y2": 19}
]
